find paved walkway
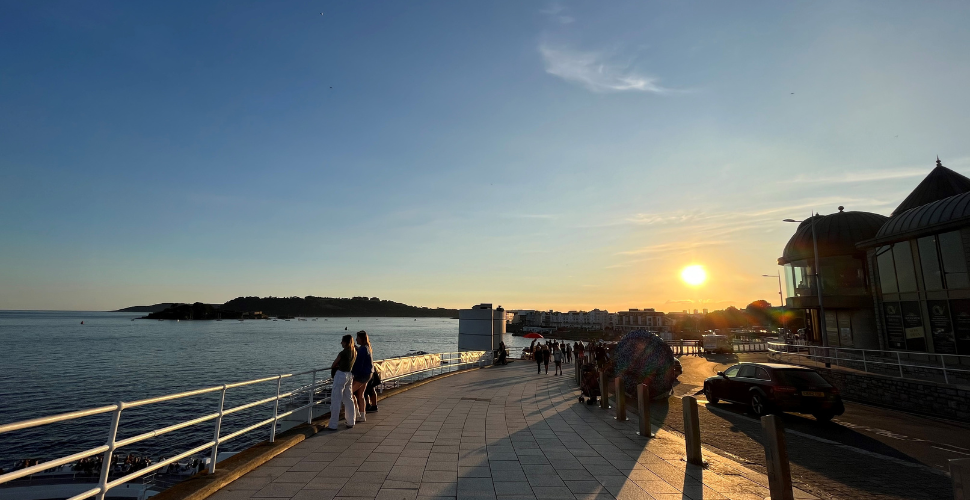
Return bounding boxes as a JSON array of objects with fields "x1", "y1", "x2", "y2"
[{"x1": 212, "y1": 362, "x2": 813, "y2": 500}]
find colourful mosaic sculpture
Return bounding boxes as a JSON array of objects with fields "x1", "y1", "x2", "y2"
[{"x1": 611, "y1": 329, "x2": 679, "y2": 397}]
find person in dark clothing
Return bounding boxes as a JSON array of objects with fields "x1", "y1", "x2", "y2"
[
  {"x1": 542, "y1": 345, "x2": 551, "y2": 374},
  {"x1": 565, "y1": 343, "x2": 572, "y2": 363},
  {"x1": 535, "y1": 344, "x2": 543, "y2": 374},
  {"x1": 351, "y1": 330, "x2": 374, "y2": 420},
  {"x1": 497, "y1": 341, "x2": 508, "y2": 365}
]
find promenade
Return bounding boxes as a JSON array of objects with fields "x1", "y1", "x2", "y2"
[{"x1": 210, "y1": 362, "x2": 814, "y2": 500}]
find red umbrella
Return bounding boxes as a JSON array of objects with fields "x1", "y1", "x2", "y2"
[{"x1": 523, "y1": 332, "x2": 544, "y2": 339}]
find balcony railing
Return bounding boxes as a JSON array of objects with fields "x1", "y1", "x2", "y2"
[
  {"x1": 0, "y1": 351, "x2": 490, "y2": 500},
  {"x1": 767, "y1": 341, "x2": 970, "y2": 386}
]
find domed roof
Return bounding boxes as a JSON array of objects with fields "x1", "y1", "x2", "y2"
[
  {"x1": 779, "y1": 209, "x2": 888, "y2": 264},
  {"x1": 861, "y1": 190, "x2": 970, "y2": 247},
  {"x1": 892, "y1": 159, "x2": 970, "y2": 216}
]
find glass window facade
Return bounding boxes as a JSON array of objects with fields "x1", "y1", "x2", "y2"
[{"x1": 872, "y1": 229, "x2": 970, "y2": 354}]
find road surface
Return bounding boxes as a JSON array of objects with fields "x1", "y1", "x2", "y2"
[{"x1": 648, "y1": 352, "x2": 967, "y2": 499}]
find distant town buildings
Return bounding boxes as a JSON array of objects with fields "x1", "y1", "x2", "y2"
[{"x1": 508, "y1": 308, "x2": 668, "y2": 332}]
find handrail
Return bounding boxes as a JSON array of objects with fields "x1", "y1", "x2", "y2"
[
  {"x1": 767, "y1": 341, "x2": 970, "y2": 386},
  {"x1": 0, "y1": 350, "x2": 491, "y2": 500}
]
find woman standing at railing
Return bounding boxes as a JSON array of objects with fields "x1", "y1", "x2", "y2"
[
  {"x1": 327, "y1": 334, "x2": 357, "y2": 430},
  {"x1": 352, "y1": 330, "x2": 374, "y2": 420}
]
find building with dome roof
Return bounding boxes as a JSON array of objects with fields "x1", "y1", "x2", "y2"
[
  {"x1": 778, "y1": 209, "x2": 888, "y2": 348},
  {"x1": 779, "y1": 158, "x2": 970, "y2": 355},
  {"x1": 857, "y1": 159, "x2": 970, "y2": 355}
]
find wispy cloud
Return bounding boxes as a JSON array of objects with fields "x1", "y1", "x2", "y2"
[
  {"x1": 540, "y1": 3, "x2": 574, "y2": 25},
  {"x1": 539, "y1": 43, "x2": 670, "y2": 94}
]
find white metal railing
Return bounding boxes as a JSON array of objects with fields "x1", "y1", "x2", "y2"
[
  {"x1": 767, "y1": 341, "x2": 970, "y2": 386},
  {"x1": 0, "y1": 350, "x2": 490, "y2": 500}
]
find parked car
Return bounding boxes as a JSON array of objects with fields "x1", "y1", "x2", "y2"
[{"x1": 703, "y1": 362, "x2": 845, "y2": 421}]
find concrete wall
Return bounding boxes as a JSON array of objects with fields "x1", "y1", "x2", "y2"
[{"x1": 817, "y1": 367, "x2": 970, "y2": 422}]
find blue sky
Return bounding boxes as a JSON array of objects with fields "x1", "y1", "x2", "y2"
[{"x1": 2, "y1": 1, "x2": 969, "y2": 311}]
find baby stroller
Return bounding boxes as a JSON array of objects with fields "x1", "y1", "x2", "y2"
[{"x1": 578, "y1": 363, "x2": 600, "y2": 405}]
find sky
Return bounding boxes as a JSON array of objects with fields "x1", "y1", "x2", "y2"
[{"x1": 2, "y1": 1, "x2": 970, "y2": 312}]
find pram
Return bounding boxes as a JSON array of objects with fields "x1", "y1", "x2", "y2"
[{"x1": 578, "y1": 363, "x2": 600, "y2": 405}]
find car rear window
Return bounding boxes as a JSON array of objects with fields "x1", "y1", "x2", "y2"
[{"x1": 774, "y1": 370, "x2": 831, "y2": 388}]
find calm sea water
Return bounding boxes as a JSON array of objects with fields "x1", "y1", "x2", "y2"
[{"x1": 0, "y1": 311, "x2": 536, "y2": 470}]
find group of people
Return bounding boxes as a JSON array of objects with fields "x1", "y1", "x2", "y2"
[
  {"x1": 527, "y1": 339, "x2": 612, "y2": 376},
  {"x1": 328, "y1": 330, "x2": 381, "y2": 430}
]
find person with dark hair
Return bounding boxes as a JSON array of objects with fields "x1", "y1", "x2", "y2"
[
  {"x1": 535, "y1": 343, "x2": 543, "y2": 373},
  {"x1": 542, "y1": 344, "x2": 551, "y2": 374},
  {"x1": 327, "y1": 334, "x2": 357, "y2": 430},
  {"x1": 351, "y1": 330, "x2": 374, "y2": 421},
  {"x1": 565, "y1": 343, "x2": 572, "y2": 363},
  {"x1": 365, "y1": 366, "x2": 380, "y2": 413}
]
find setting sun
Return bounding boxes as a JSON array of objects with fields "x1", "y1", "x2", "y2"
[{"x1": 681, "y1": 265, "x2": 707, "y2": 286}]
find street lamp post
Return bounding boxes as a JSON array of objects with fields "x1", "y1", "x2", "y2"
[
  {"x1": 762, "y1": 273, "x2": 785, "y2": 333},
  {"x1": 783, "y1": 214, "x2": 828, "y2": 348}
]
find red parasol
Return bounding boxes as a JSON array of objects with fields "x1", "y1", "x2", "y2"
[{"x1": 523, "y1": 332, "x2": 544, "y2": 339}]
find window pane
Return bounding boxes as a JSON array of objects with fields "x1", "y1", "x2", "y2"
[
  {"x1": 755, "y1": 367, "x2": 770, "y2": 380},
  {"x1": 893, "y1": 242, "x2": 918, "y2": 292},
  {"x1": 738, "y1": 365, "x2": 756, "y2": 378},
  {"x1": 918, "y1": 236, "x2": 944, "y2": 291},
  {"x1": 784, "y1": 264, "x2": 795, "y2": 300},
  {"x1": 724, "y1": 365, "x2": 741, "y2": 377},
  {"x1": 876, "y1": 246, "x2": 898, "y2": 294},
  {"x1": 940, "y1": 231, "x2": 970, "y2": 289}
]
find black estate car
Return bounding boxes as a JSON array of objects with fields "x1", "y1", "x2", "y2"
[{"x1": 703, "y1": 362, "x2": 845, "y2": 421}]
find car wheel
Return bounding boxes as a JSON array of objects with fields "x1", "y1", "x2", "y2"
[
  {"x1": 750, "y1": 393, "x2": 769, "y2": 416},
  {"x1": 704, "y1": 384, "x2": 719, "y2": 404},
  {"x1": 813, "y1": 411, "x2": 835, "y2": 422}
]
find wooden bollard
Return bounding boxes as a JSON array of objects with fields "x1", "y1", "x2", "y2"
[
  {"x1": 953, "y1": 458, "x2": 970, "y2": 500},
  {"x1": 637, "y1": 384, "x2": 654, "y2": 437},
  {"x1": 761, "y1": 415, "x2": 794, "y2": 500},
  {"x1": 682, "y1": 396, "x2": 703, "y2": 465},
  {"x1": 599, "y1": 370, "x2": 609, "y2": 409},
  {"x1": 614, "y1": 378, "x2": 627, "y2": 421}
]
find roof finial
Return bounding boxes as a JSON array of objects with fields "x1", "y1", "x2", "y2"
[
  {"x1": 938, "y1": 156, "x2": 943, "y2": 168},
  {"x1": 838, "y1": 206, "x2": 844, "y2": 212}
]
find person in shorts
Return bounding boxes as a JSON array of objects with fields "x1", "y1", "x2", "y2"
[{"x1": 351, "y1": 330, "x2": 374, "y2": 421}]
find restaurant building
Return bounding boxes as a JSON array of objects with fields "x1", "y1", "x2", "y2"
[{"x1": 780, "y1": 159, "x2": 970, "y2": 354}]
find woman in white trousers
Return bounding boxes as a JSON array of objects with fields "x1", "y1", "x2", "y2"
[{"x1": 328, "y1": 334, "x2": 357, "y2": 429}]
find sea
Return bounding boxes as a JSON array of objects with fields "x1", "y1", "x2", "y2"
[{"x1": 0, "y1": 310, "x2": 538, "y2": 470}]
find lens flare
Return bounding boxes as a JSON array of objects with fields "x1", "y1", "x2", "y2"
[{"x1": 681, "y1": 265, "x2": 707, "y2": 286}]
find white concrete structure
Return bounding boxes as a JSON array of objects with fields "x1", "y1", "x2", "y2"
[{"x1": 458, "y1": 303, "x2": 505, "y2": 351}]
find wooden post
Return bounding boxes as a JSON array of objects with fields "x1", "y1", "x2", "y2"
[
  {"x1": 761, "y1": 415, "x2": 794, "y2": 500},
  {"x1": 683, "y1": 396, "x2": 703, "y2": 465},
  {"x1": 953, "y1": 458, "x2": 970, "y2": 500},
  {"x1": 637, "y1": 384, "x2": 653, "y2": 437},
  {"x1": 599, "y1": 370, "x2": 609, "y2": 409},
  {"x1": 614, "y1": 377, "x2": 627, "y2": 421}
]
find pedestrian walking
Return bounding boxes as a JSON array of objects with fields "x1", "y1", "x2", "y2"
[
  {"x1": 328, "y1": 334, "x2": 357, "y2": 430},
  {"x1": 535, "y1": 344, "x2": 543, "y2": 374},
  {"x1": 542, "y1": 344, "x2": 551, "y2": 374},
  {"x1": 351, "y1": 330, "x2": 374, "y2": 421},
  {"x1": 565, "y1": 343, "x2": 572, "y2": 363},
  {"x1": 553, "y1": 344, "x2": 564, "y2": 375}
]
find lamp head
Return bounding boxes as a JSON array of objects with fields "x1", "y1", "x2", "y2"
[{"x1": 782, "y1": 219, "x2": 799, "y2": 223}]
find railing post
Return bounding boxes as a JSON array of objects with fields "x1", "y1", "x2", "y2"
[
  {"x1": 95, "y1": 402, "x2": 123, "y2": 500},
  {"x1": 942, "y1": 355, "x2": 950, "y2": 385},
  {"x1": 862, "y1": 350, "x2": 868, "y2": 373},
  {"x1": 683, "y1": 396, "x2": 703, "y2": 466},
  {"x1": 761, "y1": 414, "x2": 793, "y2": 500},
  {"x1": 896, "y1": 352, "x2": 904, "y2": 378},
  {"x1": 599, "y1": 370, "x2": 609, "y2": 409},
  {"x1": 270, "y1": 376, "x2": 282, "y2": 443},
  {"x1": 951, "y1": 458, "x2": 970, "y2": 500},
  {"x1": 637, "y1": 384, "x2": 653, "y2": 438},
  {"x1": 614, "y1": 377, "x2": 627, "y2": 422},
  {"x1": 307, "y1": 370, "x2": 317, "y2": 424},
  {"x1": 209, "y1": 385, "x2": 227, "y2": 474}
]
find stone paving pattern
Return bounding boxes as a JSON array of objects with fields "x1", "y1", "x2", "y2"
[{"x1": 211, "y1": 362, "x2": 802, "y2": 500}]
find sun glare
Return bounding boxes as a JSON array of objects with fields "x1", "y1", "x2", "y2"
[{"x1": 681, "y1": 265, "x2": 707, "y2": 286}]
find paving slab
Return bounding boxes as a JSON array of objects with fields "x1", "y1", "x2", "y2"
[{"x1": 217, "y1": 362, "x2": 817, "y2": 500}]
